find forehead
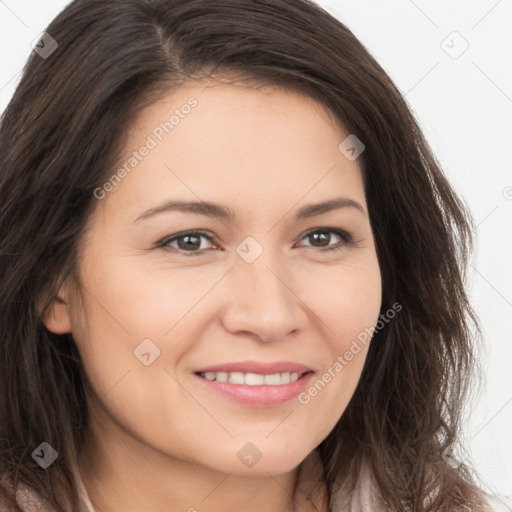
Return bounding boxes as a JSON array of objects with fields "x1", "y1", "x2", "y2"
[{"x1": 93, "y1": 81, "x2": 367, "y2": 226}]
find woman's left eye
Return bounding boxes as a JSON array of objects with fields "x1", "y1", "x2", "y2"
[
  {"x1": 297, "y1": 228, "x2": 354, "y2": 251},
  {"x1": 157, "y1": 228, "x2": 354, "y2": 256}
]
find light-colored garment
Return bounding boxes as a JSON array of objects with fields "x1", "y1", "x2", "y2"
[
  {"x1": 1, "y1": 471, "x2": 95, "y2": 512},
  {"x1": 76, "y1": 470, "x2": 96, "y2": 512},
  {"x1": 6, "y1": 467, "x2": 512, "y2": 511},
  {"x1": 329, "y1": 460, "x2": 512, "y2": 512},
  {"x1": 485, "y1": 494, "x2": 512, "y2": 512}
]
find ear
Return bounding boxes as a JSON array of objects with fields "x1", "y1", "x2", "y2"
[{"x1": 38, "y1": 280, "x2": 73, "y2": 334}]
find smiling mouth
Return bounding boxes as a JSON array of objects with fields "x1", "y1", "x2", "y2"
[{"x1": 195, "y1": 370, "x2": 313, "y2": 386}]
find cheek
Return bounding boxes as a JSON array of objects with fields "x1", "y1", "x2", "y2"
[
  {"x1": 294, "y1": 258, "x2": 381, "y2": 425},
  {"x1": 300, "y1": 256, "x2": 382, "y2": 345},
  {"x1": 68, "y1": 254, "x2": 222, "y2": 398},
  {"x1": 72, "y1": 248, "x2": 214, "y2": 342}
]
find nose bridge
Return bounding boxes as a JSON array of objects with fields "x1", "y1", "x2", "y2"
[{"x1": 221, "y1": 240, "x2": 306, "y2": 341}]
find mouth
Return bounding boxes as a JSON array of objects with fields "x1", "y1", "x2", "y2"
[
  {"x1": 195, "y1": 370, "x2": 313, "y2": 385},
  {"x1": 192, "y1": 362, "x2": 315, "y2": 407}
]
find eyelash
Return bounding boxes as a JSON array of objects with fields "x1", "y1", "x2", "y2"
[{"x1": 156, "y1": 227, "x2": 355, "y2": 257}]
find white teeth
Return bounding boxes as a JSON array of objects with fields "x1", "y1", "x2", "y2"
[
  {"x1": 244, "y1": 373, "x2": 265, "y2": 385},
  {"x1": 228, "y1": 372, "x2": 245, "y2": 384},
  {"x1": 264, "y1": 373, "x2": 281, "y2": 385},
  {"x1": 215, "y1": 371, "x2": 228, "y2": 383},
  {"x1": 199, "y1": 371, "x2": 304, "y2": 385}
]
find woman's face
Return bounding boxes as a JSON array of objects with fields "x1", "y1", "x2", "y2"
[{"x1": 46, "y1": 81, "x2": 381, "y2": 477}]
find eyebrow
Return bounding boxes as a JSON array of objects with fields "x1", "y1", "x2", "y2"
[{"x1": 134, "y1": 196, "x2": 366, "y2": 223}]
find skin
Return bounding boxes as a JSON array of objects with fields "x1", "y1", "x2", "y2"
[{"x1": 43, "y1": 80, "x2": 382, "y2": 512}]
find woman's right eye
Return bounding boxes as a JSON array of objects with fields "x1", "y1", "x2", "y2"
[{"x1": 157, "y1": 230, "x2": 219, "y2": 256}]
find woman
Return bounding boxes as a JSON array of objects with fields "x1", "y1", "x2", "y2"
[{"x1": 0, "y1": 0, "x2": 509, "y2": 510}]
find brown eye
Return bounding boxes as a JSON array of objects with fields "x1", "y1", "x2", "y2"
[
  {"x1": 158, "y1": 230, "x2": 218, "y2": 256},
  {"x1": 298, "y1": 228, "x2": 353, "y2": 252}
]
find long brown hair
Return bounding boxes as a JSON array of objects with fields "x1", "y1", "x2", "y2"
[{"x1": 0, "y1": 0, "x2": 488, "y2": 510}]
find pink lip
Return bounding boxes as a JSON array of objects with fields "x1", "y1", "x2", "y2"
[
  {"x1": 193, "y1": 360, "x2": 312, "y2": 375},
  {"x1": 192, "y1": 360, "x2": 315, "y2": 407}
]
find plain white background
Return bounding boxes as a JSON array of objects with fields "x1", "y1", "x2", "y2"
[{"x1": 1, "y1": 0, "x2": 511, "y2": 499}]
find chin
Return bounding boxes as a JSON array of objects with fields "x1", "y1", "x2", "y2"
[{"x1": 202, "y1": 440, "x2": 313, "y2": 477}]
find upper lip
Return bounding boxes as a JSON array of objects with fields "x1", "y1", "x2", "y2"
[{"x1": 193, "y1": 361, "x2": 313, "y2": 375}]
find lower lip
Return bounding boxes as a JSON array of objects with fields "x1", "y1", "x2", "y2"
[{"x1": 193, "y1": 372, "x2": 315, "y2": 407}]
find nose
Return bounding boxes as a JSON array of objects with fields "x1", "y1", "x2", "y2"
[{"x1": 220, "y1": 252, "x2": 309, "y2": 343}]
